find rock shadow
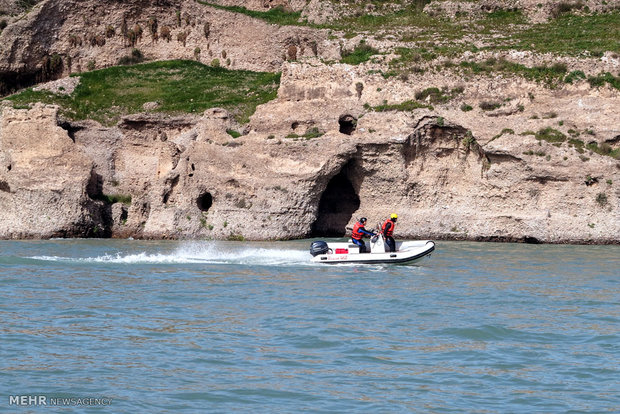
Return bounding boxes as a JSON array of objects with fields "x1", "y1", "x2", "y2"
[{"x1": 311, "y1": 161, "x2": 360, "y2": 237}]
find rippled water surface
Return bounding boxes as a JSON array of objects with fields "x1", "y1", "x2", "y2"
[{"x1": 1, "y1": 240, "x2": 619, "y2": 412}]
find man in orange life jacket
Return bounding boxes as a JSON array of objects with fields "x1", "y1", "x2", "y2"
[
  {"x1": 351, "y1": 217, "x2": 375, "y2": 253},
  {"x1": 382, "y1": 213, "x2": 398, "y2": 252}
]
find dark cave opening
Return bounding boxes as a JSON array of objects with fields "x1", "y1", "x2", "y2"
[
  {"x1": 311, "y1": 165, "x2": 360, "y2": 237},
  {"x1": 338, "y1": 114, "x2": 357, "y2": 135},
  {"x1": 197, "y1": 192, "x2": 213, "y2": 212}
]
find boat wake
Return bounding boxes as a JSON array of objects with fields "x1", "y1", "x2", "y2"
[{"x1": 29, "y1": 242, "x2": 311, "y2": 266}]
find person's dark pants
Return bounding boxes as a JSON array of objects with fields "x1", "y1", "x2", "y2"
[
  {"x1": 385, "y1": 236, "x2": 396, "y2": 252},
  {"x1": 352, "y1": 238, "x2": 367, "y2": 253}
]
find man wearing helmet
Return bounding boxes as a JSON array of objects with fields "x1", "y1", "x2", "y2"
[
  {"x1": 381, "y1": 213, "x2": 398, "y2": 252},
  {"x1": 351, "y1": 217, "x2": 375, "y2": 253}
]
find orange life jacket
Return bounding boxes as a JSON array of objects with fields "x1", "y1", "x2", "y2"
[
  {"x1": 382, "y1": 219, "x2": 395, "y2": 237},
  {"x1": 352, "y1": 222, "x2": 365, "y2": 240}
]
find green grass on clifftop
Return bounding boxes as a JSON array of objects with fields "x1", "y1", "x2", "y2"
[
  {"x1": 502, "y1": 12, "x2": 620, "y2": 56},
  {"x1": 197, "y1": 2, "x2": 303, "y2": 25},
  {"x1": 7, "y1": 60, "x2": 281, "y2": 125},
  {"x1": 195, "y1": 0, "x2": 618, "y2": 58}
]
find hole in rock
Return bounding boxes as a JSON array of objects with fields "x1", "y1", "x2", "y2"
[
  {"x1": 338, "y1": 114, "x2": 357, "y2": 135},
  {"x1": 197, "y1": 192, "x2": 213, "y2": 212},
  {"x1": 311, "y1": 163, "x2": 360, "y2": 237},
  {"x1": 86, "y1": 171, "x2": 103, "y2": 199}
]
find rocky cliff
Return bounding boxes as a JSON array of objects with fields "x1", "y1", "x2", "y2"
[
  {"x1": 0, "y1": 0, "x2": 337, "y2": 94},
  {"x1": 0, "y1": 0, "x2": 619, "y2": 243}
]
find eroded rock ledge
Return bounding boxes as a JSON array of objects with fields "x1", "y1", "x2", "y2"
[{"x1": 1, "y1": 96, "x2": 618, "y2": 243}]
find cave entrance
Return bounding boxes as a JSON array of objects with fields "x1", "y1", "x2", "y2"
[
  {"x1": 311, "y1": 163, "x2": 360, "y2": 237},
  {"x1": 339, "y1": 114, "x2": 357, "y2": 135},
  {"x1": 197, "y1": 192, "x2": 213, "y2": 211}
]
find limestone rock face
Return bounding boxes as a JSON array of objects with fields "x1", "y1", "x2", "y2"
[
  {"x1": 1, "y1": 95, "x2": 618, "y2": 243},
  {"x1": 207, "y1": 0, "x2": 300, "y2": 12},
  {"x1": 0, "y1": 104, "x2": 101, "y2": 238},
  {"x1": 425, "y1": 0, "x2": 620, "y2": 23},
  {"x1": 0, "y1": 1, "x2": 619, "y2": 243},
  {"x1": 0, "y1": 0, "x2": 339, "y2": 94}
]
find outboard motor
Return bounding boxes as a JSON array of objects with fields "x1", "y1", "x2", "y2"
[{"x1": 310, "y1": 241, "x2": 329, "y2": 256}]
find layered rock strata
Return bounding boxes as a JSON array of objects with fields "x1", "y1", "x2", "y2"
[
  {"x1": 0, "y1": 0, "x2": 338, "y2": 94},
  {"x1": 1, "y1": 67, "x2": 618, "y2": 243},
  {"x1": 1, "y1": 0, "x2": 618, "y2": 243}
]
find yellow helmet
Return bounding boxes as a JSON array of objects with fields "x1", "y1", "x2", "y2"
[{"x1": 390, "y1": 213, "x2": 398, "y2": 219}]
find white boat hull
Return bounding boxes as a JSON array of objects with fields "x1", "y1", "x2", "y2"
[{"x1": 310, "y1": 235, "x2": 435, "y2": 265}]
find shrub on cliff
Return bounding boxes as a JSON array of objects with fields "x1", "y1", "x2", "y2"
[
  {"x1": 118, "y1": 49, "x2": 145, "y2": 65},
  {"x1": 595, "y1": 193, "x2": 608, "y2": 207},
  {"x1": 535, "y1": 127, "x2": 567, "y2": 143},
  {"x1": 368, "y1": 100, "x2": 432, "y2": 112},
  {"x1": 226, "y1": 129, "x2": 241, "y2": 138},
  {"x1": 177, "y1": 31, "x2": 188, "y2": 46},
  {"x1": 148, "y1": 17, "x2": 158, "y2": 39},
  {"x1": 16, "y1": 0, "x2": 40, "y2": 11},
  {"x1": 551, "y1": 1, "x2": 586, "y2": 19},
  {"x1": 587, "y1": 72, "x2": 620, "y2": 91},
  {"x1": 94, "y1": 194, "x2": 132, "y2": 205},
  {"x1": 415, "y1": 86, "x2": 462, "y2": 104},
  {"x1": 479, "y1": 101, "x2": 501, "y2": 111},
  {"x1": 160, "y1": 26, "x2": 171, "y2": 42},
  {"x1": 68, "y1": 34, "x2": 82, "y2": 47},
  {"x1": 340, "y1": 40, "x2": 379, "y2": 65},
  {"x1": 40, "y1": 53, "x2": 63, "y2": 80},
  {"x1": 585, "y1": 141, "x2": 620, "y2": 159},
  {"x1": 88, "y1": 34, "x2": 106, "y2": 47}
]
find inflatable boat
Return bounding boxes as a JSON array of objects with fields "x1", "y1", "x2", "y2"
[{"x1": 310, "y1": 234, "x2": 435, "y2": 265}]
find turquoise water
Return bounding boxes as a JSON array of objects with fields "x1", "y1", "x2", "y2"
[{"x1": 1, "y1": 240, "x2": 619, "y2": 412}]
